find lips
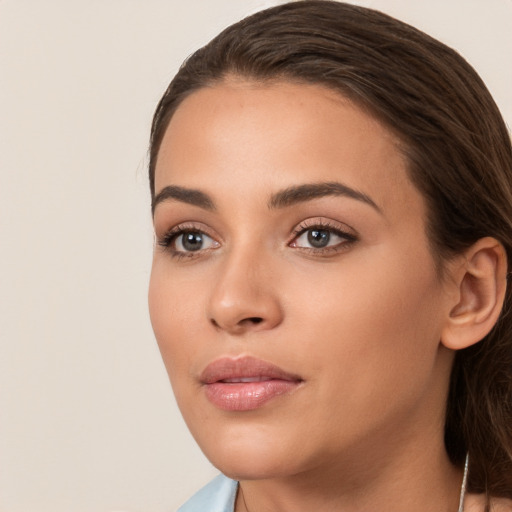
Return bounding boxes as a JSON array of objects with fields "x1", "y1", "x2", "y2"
[{"x1": 200, "y1": 356, "x2": 303, "y2": 411}]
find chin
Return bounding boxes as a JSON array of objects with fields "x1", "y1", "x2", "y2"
[
  {"x1": 191, "y1": 421, "x2": 309, "y2": 481},
  {"x1": 210, "y1": 449, "x2": 300, "y2": 482}
]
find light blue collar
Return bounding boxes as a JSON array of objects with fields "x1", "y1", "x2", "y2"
[{"x1": 177, "y1": 474, "x2": 238, "y2": 512}]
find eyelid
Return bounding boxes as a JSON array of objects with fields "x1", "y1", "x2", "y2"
[
  {"x1": 288, "y1": 217, "x2": 358, "y2": 253},
  {"x1": 155, "y1": 217, "x2": 357, "y2": 258},
  {"x1": 290, "y1": 217, "x2": 357, "y2": 238},
  {"x1": 156, "y1": 221, "x2": 221, "y2": 255}
]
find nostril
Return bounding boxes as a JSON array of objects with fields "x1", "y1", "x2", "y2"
[{"x1": 209, "y1": 316, "x2": 265, "y2": 331}]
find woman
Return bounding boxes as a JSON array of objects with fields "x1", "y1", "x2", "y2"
[{"x1": 147, "y1": 1, "x2": 512, "y2": 511}]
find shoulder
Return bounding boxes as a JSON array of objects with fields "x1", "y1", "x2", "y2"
[
  {"x1": 177, "y1": 474, "x2": 238, "y2": 512},
  {"x1": 465, "y1": 494, "x2": 512, "y2": 512}
]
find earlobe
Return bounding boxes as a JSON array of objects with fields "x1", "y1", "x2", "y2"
[{"x1": 441, "y1": 237, "x2": 508, "y2": 351}]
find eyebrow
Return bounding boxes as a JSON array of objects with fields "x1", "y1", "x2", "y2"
[
  {"x1": 268, "y1": 182, "x2": 381, "y2": 212},
  {"x1": 152, "y1": 185, "x2": 216, "y2": 214},
  {"x1": 152, "y1": 181, "x2": 381, "y2": 215}
]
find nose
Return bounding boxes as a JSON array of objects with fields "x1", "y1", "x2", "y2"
[{"x1": 207, "y1": 248, "x2": 283, "y2": 335}]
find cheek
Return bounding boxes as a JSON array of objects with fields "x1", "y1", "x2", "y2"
[
  {"x1": 148, "y1": 261, "x2": 202, "y2": 380},
  {"x1": 284, "y1": 247, "x2": 446, "y2": 397}
]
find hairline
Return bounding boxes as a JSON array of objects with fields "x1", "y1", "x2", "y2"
[{"x1": 149, "y1": 72, "x2": 451, "y2": 276}]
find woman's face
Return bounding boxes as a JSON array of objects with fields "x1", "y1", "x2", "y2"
[{"x1": 149, "y1": 80, "x2": 456, "y2": 480}]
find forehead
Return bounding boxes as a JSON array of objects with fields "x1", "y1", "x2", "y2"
[{"x1": 154, "y1": 80, "x2": 424, "y2": 218}]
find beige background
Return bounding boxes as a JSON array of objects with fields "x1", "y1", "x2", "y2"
[{"x1": 0, "y1": 1, "x2": 510, "y2": 511}]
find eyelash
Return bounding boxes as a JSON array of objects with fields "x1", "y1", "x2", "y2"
[
  {"x1": 289, "y1": 219, "x2": 358, "y2": 255},
  {"x1": 157, "y1": 219, "x2": 358, "y2": 259},
  {"x1": 157, "y1": 222, "x2": 219, "y2": 260}
]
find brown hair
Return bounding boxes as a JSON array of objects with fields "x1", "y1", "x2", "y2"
[{"x1": 148, "y1": 0, "x2": 512, "y2": 500}]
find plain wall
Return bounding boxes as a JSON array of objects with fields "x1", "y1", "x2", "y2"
[{"x1": 0, "y1": 1, "x2": 510, "y2": 511}]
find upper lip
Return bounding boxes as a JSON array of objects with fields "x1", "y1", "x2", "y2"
[{"x1": 200, "y1": 356, "x2": 303, "y2": 384}]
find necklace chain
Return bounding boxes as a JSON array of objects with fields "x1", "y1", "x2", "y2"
[
  {"x1": 457, "y1": 453, "x2": 470, "y2": 512},
  {"x1": 239, "y1": 454, "x2": 469, "y2": 512}
]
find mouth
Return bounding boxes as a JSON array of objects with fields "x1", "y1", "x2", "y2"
[{"x1": 200, "y1": 356, "x2": 303, "y2": 411}]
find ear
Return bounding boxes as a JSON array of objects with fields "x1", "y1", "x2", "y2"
[{"x1": 441, "y1": 237, "x2": 508, "y2": 350}]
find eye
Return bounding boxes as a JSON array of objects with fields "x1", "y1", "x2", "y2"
[
  {"x1": 174, "y1": 231, "x2": 217, "y2": 252},
  {"x1": 158, "y1": 224, "x2": 220, "y2": 258},
  {"x1": 289, "y1": 220, "x2": 357, "y2": 254},
  {"x1": 293, "y1": 228, "x2": 349, "y2": 249},
  {"x1": 300, "y1": 228, "x2": 333, "y2": 249}
]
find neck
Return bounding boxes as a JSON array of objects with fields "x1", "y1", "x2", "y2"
[{"x1": 236, "y1": 435, "x2": 463, "y2": 512}]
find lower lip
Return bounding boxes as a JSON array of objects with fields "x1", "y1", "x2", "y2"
[{"x1": 204, "y1": 380, "x2": 300, "y2": 411}]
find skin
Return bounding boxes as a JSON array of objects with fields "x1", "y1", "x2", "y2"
[{"x1": 149, "y1": 79, "x2": 484, "y2": 512}]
